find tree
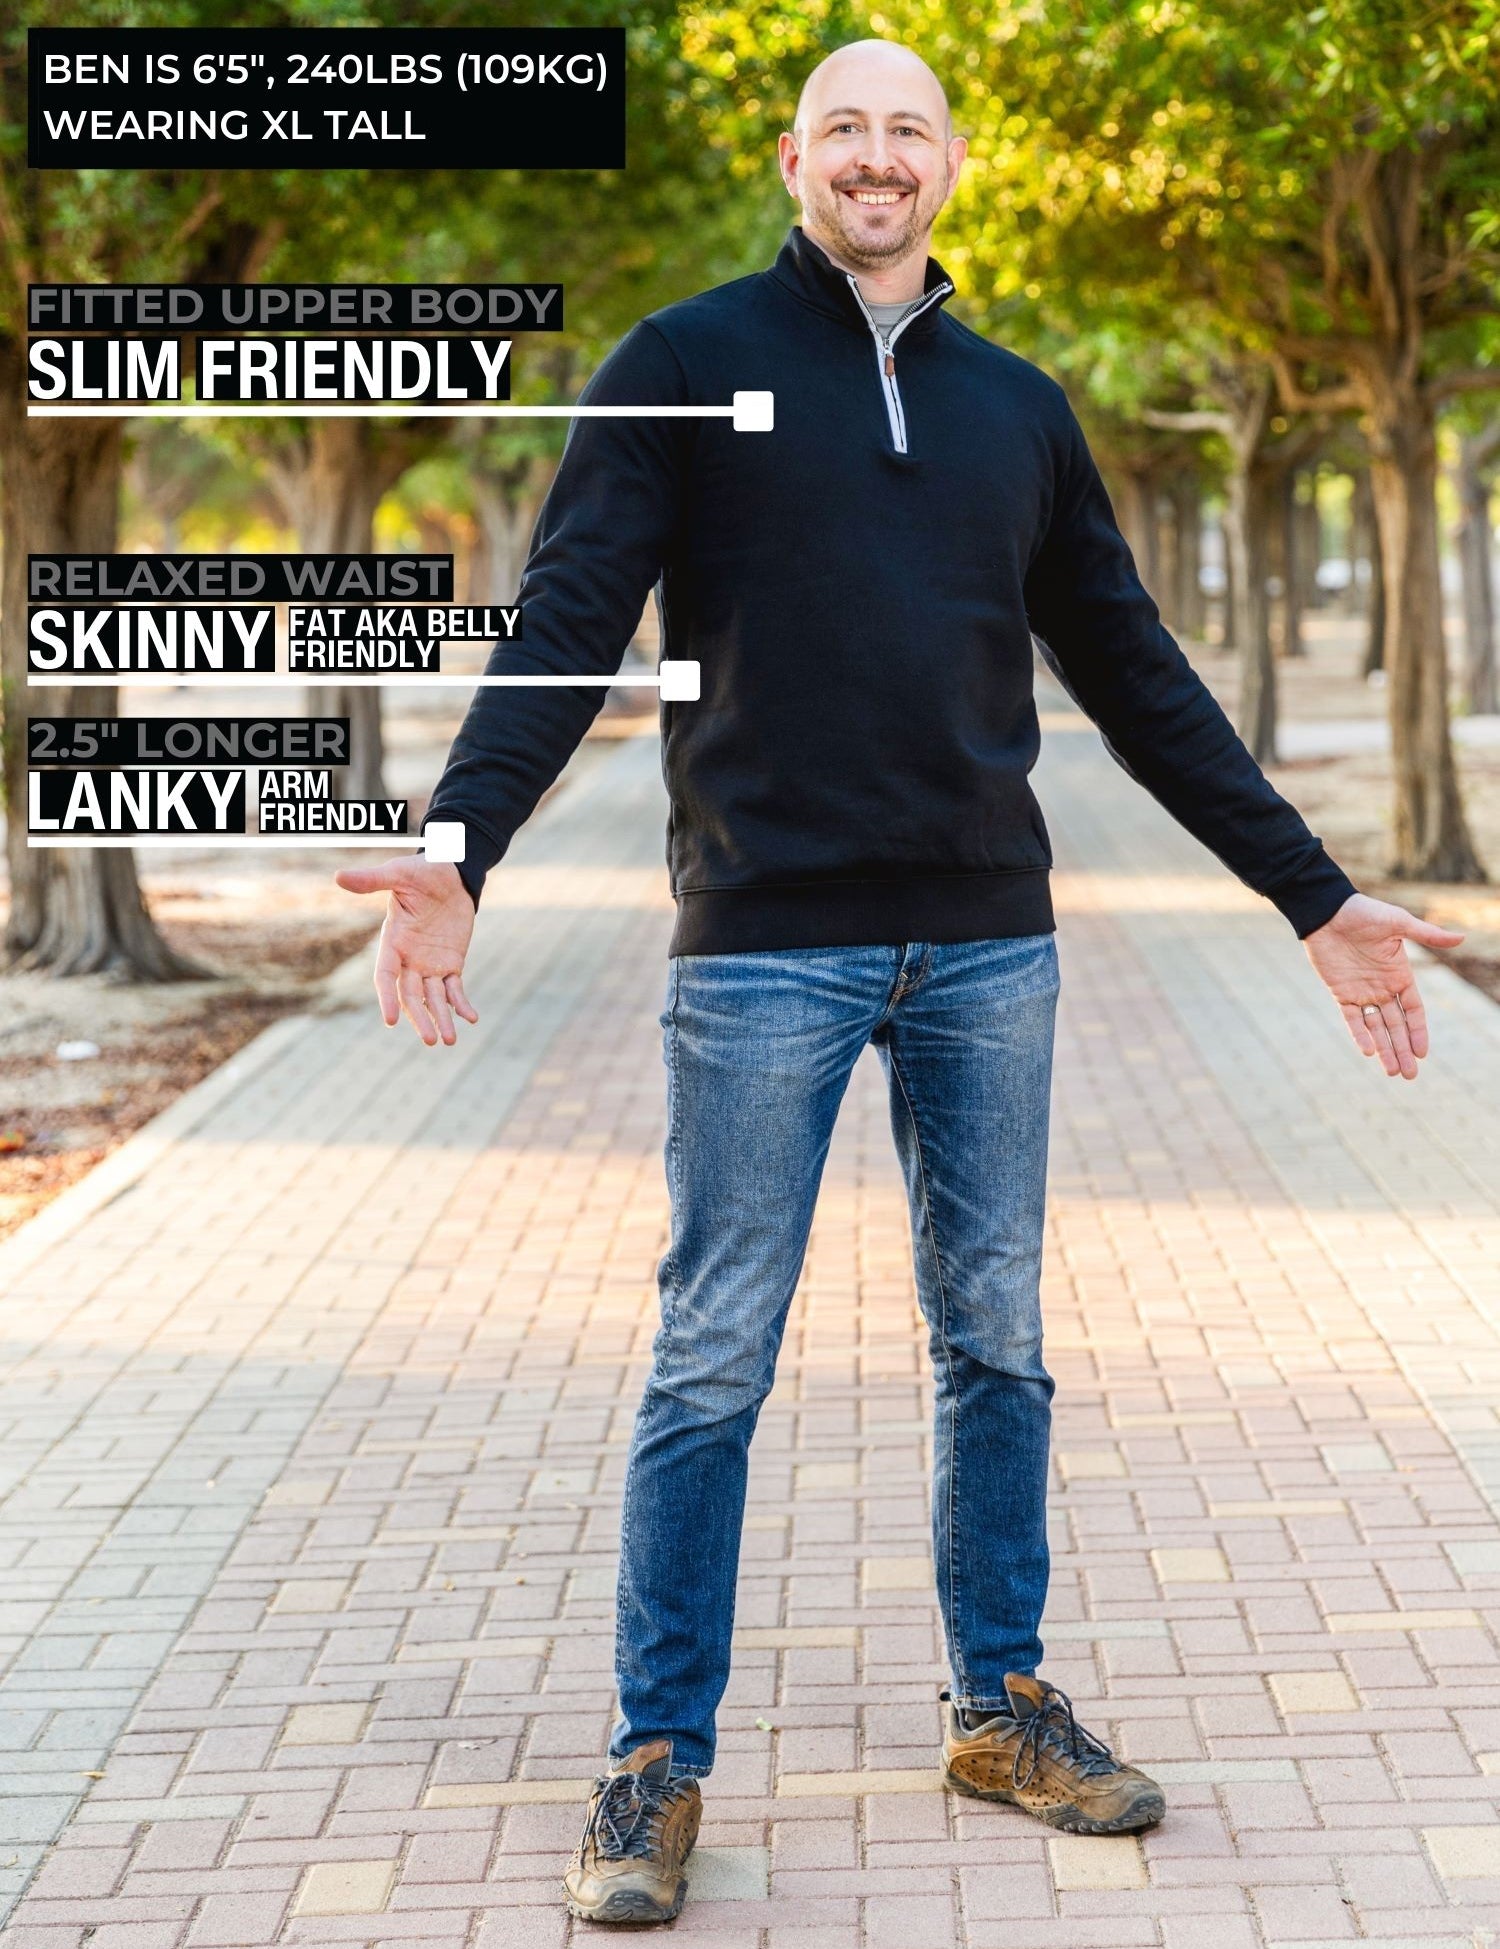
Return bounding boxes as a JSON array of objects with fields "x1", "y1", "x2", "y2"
[
  {"x1": 0, "y1": 386, "x2": 211, "y2": 974},
  {"x1": 0, "y1": 159, "x2": 271, "y2": 974},
  {"x1": 1, "y1": 0, "x2": 310, "y2": 973},
  {"x1": 934, "y1": 0, "x2": 1499, "y2": 877},
  {"x1": 1148, "y1": 374, "x2": 1329, "y2": 761},
  {"x1": 1261, "y1": 126, "x2": 1496, "y2": 880},
  {"x1": 1, "y1": 0, "x2": 788, "y2": 968},
  {"x1": 1006, "y1": 314, "x2": 1304, "y2": 764},
  {"x1": 1144, "y1": 367, "x2": 1281, "y2": 763}
]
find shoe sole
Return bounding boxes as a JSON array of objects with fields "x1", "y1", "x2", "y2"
[
  {"x1": 563, "y1": 1878, "x2": 686, "y2": 1923},
  {"x1": 942, "y1": 1764, "x2": 1165, "y2": 1834}
]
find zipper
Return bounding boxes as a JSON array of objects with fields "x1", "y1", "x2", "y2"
[{"x1": 846, "y1": 272, "x2": 953, "y2": 454}]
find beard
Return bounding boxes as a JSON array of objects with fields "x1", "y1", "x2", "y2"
[{"x1": 801, "y1": 168, "x2": 950, "y2": 269}]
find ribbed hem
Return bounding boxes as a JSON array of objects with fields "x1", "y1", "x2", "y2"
[
  {"x1": 668, "y1": 870, "x2": 1055, "y2": 956},
  {"x1": 1263, "y1": 849, "x2": 1359, "y2": 938}
]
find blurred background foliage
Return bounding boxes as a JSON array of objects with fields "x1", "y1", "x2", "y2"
[{"x1": 0, "y1": 0, "x2": 1497, "y2": 973}]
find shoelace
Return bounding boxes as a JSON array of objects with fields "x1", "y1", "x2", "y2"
[
  {"x1": 1011, "y1": 1684, "x2": 1122, "y2": 1790},
  {"x1": 580, "y1": 1768, "x2": 682, "y2": 1861}
]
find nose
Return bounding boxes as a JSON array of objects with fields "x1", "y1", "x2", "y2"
[{"x1": 854, "y1": 126, "x2": 896, "y2": 176}]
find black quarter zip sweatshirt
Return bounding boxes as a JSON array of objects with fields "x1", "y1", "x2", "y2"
[{"x1": 423, "y1": 225, "x2": 1357, "y2": 952}]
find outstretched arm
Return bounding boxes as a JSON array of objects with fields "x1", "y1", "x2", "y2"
[
  {"x1": 335, "y1": 319, "x2": 692, "y2": 1043},
  {"x1": 1022, "y1": 394, "x2": 1462, "y2": 1077}
]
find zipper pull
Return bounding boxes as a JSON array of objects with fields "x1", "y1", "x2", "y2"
[{"x1": 884, "y1": 351, "x2": 896, "y2": 377}]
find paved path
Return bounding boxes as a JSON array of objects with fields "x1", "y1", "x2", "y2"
[
  {"x1": 2, "y1": 693, "x2": 1499, "y2": 1949},
  {"x1": 1276, "y1": 712, "x2": 1500, "y2": 758}
]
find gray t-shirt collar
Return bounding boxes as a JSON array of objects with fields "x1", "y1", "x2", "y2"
[{"x1": 864, "y1": 295, "x2": 929, "y2": 335}]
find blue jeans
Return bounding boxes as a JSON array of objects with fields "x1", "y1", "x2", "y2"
[{"x1": 609, "y1": 935, "x2": 1061, "y2": 1776}]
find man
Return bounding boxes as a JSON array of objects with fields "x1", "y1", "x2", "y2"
[{"x1": 337, "y1": 39, "x2": 1464, "y2": 1928}]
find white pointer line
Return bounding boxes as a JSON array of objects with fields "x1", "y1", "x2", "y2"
[
  {"x1": 30, "y1": 835, "x2": 422, "y2": 849},
  {"x1": 32, "y1": 819, "x2": 469, "y2": 856},
  {"x1": 27, "y1": 393, "x2": 776, "y2": 430},
  {"x1": 28, "y1": 673, "x2": 659, "y2": 686},
  {"x1": 29, "y1": 405, "x2": 721, "y2": 418},
  {"x1": 25, "y1": 663, "x2": 702, "y2": 698}
]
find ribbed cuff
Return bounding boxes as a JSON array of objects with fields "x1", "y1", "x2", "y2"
[
  {"x1": 420, "y1": 809, "x2": 503, "y2": 912},
  {"x1": 1263, "y1": 848, "x2": 1359, "y2": 939}
]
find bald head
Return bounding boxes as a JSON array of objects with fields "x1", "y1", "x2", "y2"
[
  {"x1": 779, "y1": 39, "x2": 966, "y2": 286},
  {"x1": 793, "y1": 40, "x2": 952, "y2": 147}
]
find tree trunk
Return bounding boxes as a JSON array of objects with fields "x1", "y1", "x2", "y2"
[
  {"x1": 1217, "y1": 505, "x2": 1235, "y2": 651},
  {"x1": 0, "y1": 339, "x2": 206, "y2": 978},
  {"x1": 328, "y1": 688, "x2": 384, "y2": 802},
  {"x1": 1157, "y1": 469, "x2": 1183, "y2": 632},
  {"x1": 1454, "y1": 429, "x2": 1498, "y2": 717},
  {"x1": 1224, "y1": 457, "x2": 1279, "y2": 764},
  {"x1": 1268, "y1": 466, "x2": 1293, "y2": 661},
  {"x1": 470, "y1": 451, "x2": 555, "y2": 602},
  {"x1": 1169, "y1": 474, "x2": 1205, "y2": 642},
  {"x1": 263, "y1": 418, "x2": 427, "y2": 801},
  {"x1": 473, "y1": 471, "x2": 537, "y2": 600},
  {"x1": 1158, "y1": 495, "x2": 1179, "y2": 632},
  {"x1": 303, "y1": 423, "x2": 390, "y2": 802},
  {"x1": 1366, "y1": 390, "x2": 1484, "y2": 880},
  {"x1": 1295, "y1": 476, "x2": 1323, "y2": 619},
  {"x1": 1119, "y1": 468, "x2": 1161, "y2": 599},
  {"x1": 1277, "y1": 467, "x2": 1309, "y2": 658},
  {"x1": 1206, "y1": 368, "x2": 1279, "y2": 760},
  {"x1": 1351, "y1": 468, "x2": 1386, "y2": 677}
]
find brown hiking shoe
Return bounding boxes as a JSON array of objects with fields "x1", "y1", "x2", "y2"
[
  {"x1": 941, "y1": 1675, "x2": 1165, "y2": 1834},
  {"x1": 562, "y1": 1738, "x2": 702, "y2": 1924}
]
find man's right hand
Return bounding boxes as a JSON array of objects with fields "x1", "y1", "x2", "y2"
[{"x1": 334, "y1": 857, "x2": 480, "y2": 1047}]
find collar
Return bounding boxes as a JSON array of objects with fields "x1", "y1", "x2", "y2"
[{"x1": 766, "y1": 224, "x2": 955, "y2": 338}]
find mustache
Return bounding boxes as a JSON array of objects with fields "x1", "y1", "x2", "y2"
[{"x1": 834, "y1": 176, "x2": 918, "y2": 193}]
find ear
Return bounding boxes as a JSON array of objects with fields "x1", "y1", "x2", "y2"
[
  {"x1": 777, "y1": 129, "x2": 801, "y2": 199},
  {"x1": 946, "y1": 133, "x2": 969, "y2": 194}
]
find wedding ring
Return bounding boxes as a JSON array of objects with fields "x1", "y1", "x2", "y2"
[{"x1": 1362, "y1": 1004, "x2": 1381, "y2": 1017}]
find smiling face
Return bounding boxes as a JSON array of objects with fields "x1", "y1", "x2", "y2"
[{"x1": 778, "y1": 42, "x2": 966, "y2": 277}]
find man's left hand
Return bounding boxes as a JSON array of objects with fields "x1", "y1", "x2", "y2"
[{"x1": 1303, "y1": 893, "x2": 1465, "y2": 1080}]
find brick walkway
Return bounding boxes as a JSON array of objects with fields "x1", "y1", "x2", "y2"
[{"x1": 2, "y1": 693, "x2": 1498, "y2": 1948}]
